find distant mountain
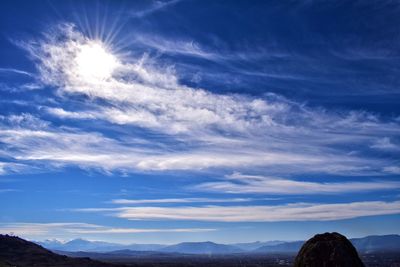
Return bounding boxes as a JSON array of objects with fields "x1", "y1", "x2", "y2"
[
  {"x1": 38, "y1": 238, "x2": 124, "y2": 252},
  {"x1": 38, "y1": 238, "x2": 165, "y2": 252},
  {"x1": 253, "y1": 234, "x2": 400, "y2": 254},
  {"x1": 254, "y1": 241, "x2": 304, "y2": 253},
  {"x1": 36, "y1": 234, "x2": 400, "y2": 255},
  {"x1": 233, "y1": 241, "x2": 285, "y2": 251},
  {"x1": 64, "y1": 238, "x2": 121, "y2": 251},
  {"x1": 351, "y1": 234, "x2": 400, "y2": 253},
  {"x1": 160, "y1": 241, "x2": 243, "y2": 254},
  {"x1": 125, "y1": 243, "x2": 166, "y2": 251},
  {"x1": 36, "y1": 238, "x2": 64, "y2": 248},
  {"x1": 0, "y1": 234, "x2": 121, "y2": 267}
]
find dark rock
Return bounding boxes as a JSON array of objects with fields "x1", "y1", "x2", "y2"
[
  {"x1": 0, "y1": 234, "x2": 122, "y2": 267},
  {"x1": 294, "y1": 232, "x2": 365, "y2": 267}
]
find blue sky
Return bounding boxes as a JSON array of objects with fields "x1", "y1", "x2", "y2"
[{"x1": 0, "y1": 0, "x2": 399, "y2": 244}]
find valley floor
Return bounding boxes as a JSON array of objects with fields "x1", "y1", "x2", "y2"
[{"x1": 65, "y1": 252, "x2": 400, "y2": 267}]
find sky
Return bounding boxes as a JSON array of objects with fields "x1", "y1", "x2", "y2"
[{"x1": 0, "y1": 0, "x2": 399, "y2": 244}]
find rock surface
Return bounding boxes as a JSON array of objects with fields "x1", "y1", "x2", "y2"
[
  {"x1": 0, "y1": 234, "x2": 120, "y2": 267},
  {"x1": 294, "y1": 232, "x2": 365, "y2": 267}
]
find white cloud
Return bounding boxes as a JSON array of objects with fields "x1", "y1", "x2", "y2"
[
  {"x1": 25, "y1": 24, "x2": 397, "y2": 136},
  {"x1": 0, "y1": 23, "x2": 395, "y2": 176},
  {"x1": 133, "y1": 35, "x2": 219, "y2": 60},
  {"x1": 0, "y1": 68, "x2": 33, "y2": 78},
  {"x1": 46, "y1": 107, "x2": 96, "y2": 120},
  {"x1": 131, "y1": 33, "x2": 291, "y2": 64},
  {"x1": 0, "y1": 222, "x2": 215, "y2": 239},
  {"x1": 194, "y1": 173, "x2": 400, "y2": 194},
  {"x1": 371, "y1": 137, "x2": 399, "y2": 151},
  {"x1": 0, "y1": 114, "x2": 387, "y2": 174},
  {"x1": 0, "y1": 161, "x2": 32, "y2": 176},
  {"x1": 76, "y1": 200, "x2": 400, "y2": 222},
  {"x1": 111, "y1": 197, "x2": 258, "y2": 204},
  {"x1": 130, "y1": 0, "x2": 182, "y2": 19},
  {"x1": 0, "y1": 127, "x2": 148, "y2": 171},
  {"x1": 0, "y1": 113, "x2": 49, "y2": 129}
]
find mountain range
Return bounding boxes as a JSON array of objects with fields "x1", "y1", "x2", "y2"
[
  {"x1": 36, "y1": 234, "x2": 400, "y2": 255},
  {"x1": 2, "y1": 234, "x2": 400, "y2": 267},
  {"x1": 37, "y1": 238, "x2": 165, "y2": 252}
]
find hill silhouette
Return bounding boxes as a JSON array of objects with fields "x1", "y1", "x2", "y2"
[
  {"x1": 0, "y1": 234, "x2": 122, "y2": 267},
  {"x1": 294, "y1": 232, "x2": 365, "y2": 267}
]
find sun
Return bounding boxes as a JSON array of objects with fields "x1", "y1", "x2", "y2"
[{"x1": 75, "y1": 40, "x2": 119, "y2": 82}]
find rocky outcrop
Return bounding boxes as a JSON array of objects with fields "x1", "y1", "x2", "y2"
[
  {"x1": 0, "y1": 234, "x2": 121, "y2": 267},
  {"x1": 294, "y1": 232, "x2": 365, "y2": 267}
]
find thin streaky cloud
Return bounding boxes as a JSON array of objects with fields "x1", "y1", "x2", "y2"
[
  {"x1": 75, "y1": 200, "x2": 400, "y2": 222},
  {"x1": 193, "y1": 173, "x2": 400, "y2": 195},
  {"x1": 0, "y1": 161, "x2": 33, "y2": 176},
  {"x1": 1, "y1": 114, "x2": 394, "y2": 175},
  {"x1": 46, "y1": 107, "x2": 96, "y2": 120},
  {"x1": 130, "y1": 0, "x2": 181, "y2": 19},
  {"x1": 110, "y1": 197, "x2": 260, "y2": 205},
  {"x1": 370, "y1": 137, "x2": 400, "y2": 151},
  {"x1": 0, "y1": 67, "x2": 33, "y2": 77},
  {"x1": 8, "y1": 24, "x2": 398, "y2": 177},
  {"x1": 0, "y1": 189, "x2": 20, "y2": 193},
  {"x1": 132, "y1": 35, "x2": 219, "y2": 60},
  {"x1": 0, "y1": 222, "x2": 215, "y2": 239}
]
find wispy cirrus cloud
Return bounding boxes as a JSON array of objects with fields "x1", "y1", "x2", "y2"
[
  {"x1": 110, "y1": 197, "x2": 266, "y2": 205},
  {"x1": 4, "y1": 23, "x2": 394, "y2": 177},
  {"x1": 0, "y1": 120, "x2": 393, "y2": 174},
  {"x1": 0, "y1": 222, "x2": 215, "y2": 240},
  {"x1": 0, "y1": 67, "x2": 33, "y2": 77},
  {"x1": 370, "y1": 137, "x2": 400, "y2": 151},
  {"x1": 131, "y1": 34, "x2": 290, "y2": 63},
  {"x1": 193, "y1": 172, "x2": 400, "y2": 195},
  {"x1": 46, "y1": 107, "x2": 96, "y2": 120},
  {"x1": 132, "y1": 35, "x2": 220, "y2": 61},
  {"x1": 0, "y1": 189, "x2": 20, "y2": 193},
  {"x1": 130, "y1": 0, "x2": 182, "y2": 19},
  {"x1": 0, "y1": 161, "x2": 33, "y2": 176},
  {"x1": 75, "y1": 200, "x2": 400, "y2": 222}
]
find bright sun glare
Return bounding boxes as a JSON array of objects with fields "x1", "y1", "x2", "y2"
[{"x1": 75, "y1": 41, "x2": 118, "y2": 82}]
